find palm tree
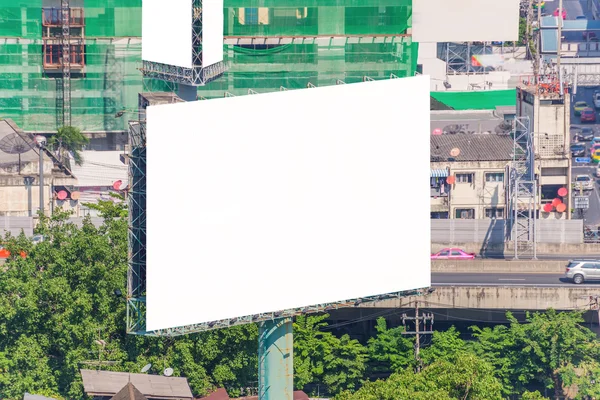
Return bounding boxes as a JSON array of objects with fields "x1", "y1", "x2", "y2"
[{"x1": 48, "y1": 125, "x2": 89, "y2": 169}]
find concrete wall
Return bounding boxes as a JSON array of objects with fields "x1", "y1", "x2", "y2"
[
  {"x1": 0, "y1": 216, "x2": 106, "y2": 237},
  {"x1": 361, "y1": 286, "x2": 596, "y2": 311},
  {"x1": 431, "y1": 240, "x2": 599, "y2": 255},
  {"x1": 431, "y1": 218, "x2": 583, "y2": 245}
]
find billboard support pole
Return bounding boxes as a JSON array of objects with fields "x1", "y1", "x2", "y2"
[{"x1": 258, "y1": 318, "x2": 294, "y2": 400}]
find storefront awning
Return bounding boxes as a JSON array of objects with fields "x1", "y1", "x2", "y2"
[{"x1": 431, "y1": 169, "x2": 449, "y2": 178}]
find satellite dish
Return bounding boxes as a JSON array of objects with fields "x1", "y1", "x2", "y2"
[
  {"x1": 113, "y1": 180, "x2": 122, "y2": 191},
  {"x1": 450, "y1": 148, "x2": 461, "y2": 157},
  {"x1": 141, "y1": 363, "x2": 152, "y2": 373},
  {"x1": 0, "y1": 133, "x2": 35, "y2": 174},
  {"x1": 163, "y1": 367, "x2": 174, "y2": 377}
]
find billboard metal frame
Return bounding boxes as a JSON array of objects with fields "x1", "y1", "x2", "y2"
[
  {"x1": 140, "y1": 0, "x2": 227, "y2": 86},
  {"x1": 125, "y1": 78, "x2": 431, "y2": 337}
]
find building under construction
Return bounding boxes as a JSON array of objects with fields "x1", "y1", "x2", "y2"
[{"x1": 0, "y1": 0, "x2": 417, "y2": 134}]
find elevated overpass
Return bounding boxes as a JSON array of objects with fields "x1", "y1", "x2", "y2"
[{"x1": 327, "y1": 260, "x2": 600, "y2": 336}]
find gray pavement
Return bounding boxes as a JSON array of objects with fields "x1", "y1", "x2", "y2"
[
  {"x1": 431, "y1": 272, "x2": 594, "y2": 287},
  {"x1": 570, "y1": 87, "x2": 600, "y2": 225},
  {"x1": 481, "y1": 253, "x2": 600, "y2": 260}
]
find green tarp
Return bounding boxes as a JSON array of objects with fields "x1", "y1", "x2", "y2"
[{"x1": 430, "y1": 89, "x2": 517, "y2": 110}]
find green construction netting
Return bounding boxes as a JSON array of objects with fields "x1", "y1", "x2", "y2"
[
  {"x1": 0, "y1": 0, "x2": 416, "y2": 131},
  {"x1": 430, "y1": 90, "x2": 518, "y2": 110}
]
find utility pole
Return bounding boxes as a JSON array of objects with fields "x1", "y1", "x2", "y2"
[
  {"x1": 590, "y1": 296, "x2": 600, "y2": 328},
  {"x1": 402, "y1": 301, "x2": 434, "y2": 372}
]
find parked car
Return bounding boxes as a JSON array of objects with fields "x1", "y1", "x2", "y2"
[
  {"x1": 573, "y1": 127, "x2": 595, "y2": 141},
  {"x1": 596, "y1": 166, "x2": 600, "y2": 178},
  {"x1": 593, "y1": 148, "x2": 600, "y2": 163},
  {"x1": 431, "y1": 248, "x2": 476, "y2": 260},
  {"x1": 0, "y1": 246, "x2": 26, "y2": 259},
  {"x1": 565, "y1": 260, "x2": 600, "y2": 284},
  {"x1": 574, "y1": 101, "x2": 589, "y2": 116},
  {"x1": 594, "y1": 93, "x2": 600, "y2": 109},
  {"x1": 553, "y1": 7, "x2": 567, "y2": 19},
  {"x1": 581, "y1": 108, "x2": 597, "y2": 123},
  {"x1": 571, "y1": 143, "x2": 586, "y2": 157},
  {"x1": 593, "y1": 137, "x2": 600, "y2": 145},
  {"x1": 573, "y1": 174, "x2": 594, "y2": 191},
  {"x1": 590, "y1": 143, "x2": 600, "y2": 154}
]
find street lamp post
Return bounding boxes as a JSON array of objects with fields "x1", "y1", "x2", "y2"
[{"x1": 34, "y1": 135, "x2": 47, "y2": 215}]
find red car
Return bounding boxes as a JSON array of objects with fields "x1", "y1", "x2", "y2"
[
  {"x1": 581, "y1": 108, "x2": 597, "y2": 123},
  {"x1": 431, "y1": 248, "x2": 476, "y2": 260},
  {"x1": 553, "y1": 8, "x2": 567, "y2": 19}
]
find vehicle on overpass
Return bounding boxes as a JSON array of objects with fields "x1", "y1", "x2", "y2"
[
  {"x1": 574, "y1": 101, "x2": 589, "y2": 116},
  {"x1": 565, "y1": 260, "x2": 600, "y2": 284},
  {"x1": 581, "y1": 108, "x2": 597, "y2": 123},
  {"x1": 573, "y1": 174, "x2": 594, "y2": 191},
  {"x1": 572, "y1": 127, "x2": 595, "y2": 141},
  {"x1": 571, "y1": 143, "x2": 586, "y2": 157},
  {"x1": 553, "y1": 8, "x2": 567, "y2": 19},
  {"x1": 431, "y1": 248, "x2": 476, "y2": 260}
]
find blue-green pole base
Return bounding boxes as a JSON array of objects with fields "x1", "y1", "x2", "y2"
[{"x1": 258, "y1": 317, "x2": 293, "y2": 400}]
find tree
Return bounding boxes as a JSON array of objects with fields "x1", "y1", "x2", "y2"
[
  {"x1": 293, "y1": 314, "x2": 368, "y2": 396},
  {"x1": 420, "y1": 326, "x2": 469, "y2": 366},
  {"x1": 366, "y1": 317, "x2": 413, "y2": 374},
  {"x1": 48, "y1": 125, "x2": 89, "y2": 168},
  {"x1": 335, "y1": 352, "x2": 503, "y2": 400}
]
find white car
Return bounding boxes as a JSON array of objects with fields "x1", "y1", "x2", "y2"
[
  {"x1": 574, "y1": 174, "x2": 594, "y2": 191},
  {"x1": 594, "y1": 94, "x2": 600, "y2": 109},
  {"x1": 596, "y1": 167, "x2": 600, "y2": 178}
]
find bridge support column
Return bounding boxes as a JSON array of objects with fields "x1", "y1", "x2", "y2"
[{"x1": 258, "y1": 318, "x2": 293, "y2": 400}]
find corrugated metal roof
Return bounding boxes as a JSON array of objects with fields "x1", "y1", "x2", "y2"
[
  {"x1": 24, "y1": 394, "x2": 58, "y2": 400},
  {"x1": 80, "y1": 370, "x2": 193, "y2": 399},
  {"x1": 71, "y1": 151, "x2": 128, "y2": 188},
  {"x1": 430, "y1": 134, "x2": 514, "y2": 161},
  {"x1": 196, "y1": 388, "x2": 229, "y2": 400}
]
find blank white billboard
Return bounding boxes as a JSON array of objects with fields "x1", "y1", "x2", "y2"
[
  {"x1": 142, "y1": 0, "x2": 192, "y2": 68},
  {"x1": 146, "y1": 76, "x2": 432, "y2": 332},
  {"x1": 412, "y1": 0, "x2": 520, "y2": 43},
  {"x1": 202, "y1": 0, "x2": 224, "y2": 67}
]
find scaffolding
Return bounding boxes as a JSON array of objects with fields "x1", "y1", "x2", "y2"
[
  {"x1": 509, "y1": 116, "x2": 537, "y2": 259},
  {"x1": 0, "y1": 1, "x2": 417, "y2": 132}
]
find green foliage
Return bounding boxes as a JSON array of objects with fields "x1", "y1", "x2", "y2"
[
  {"x1": 48, "y1": 125, "x2": 90, "y2": 168},
  {"x1": 366, "y1": 317, "x2": 413, "y2": 373},
  {"x1": 521, "y1": 390, "x2": 549, "y2": 400},
  {"x1": 293, "y1": 314, "x2": 368, "y2": 396},
  {"x1": 420, "y1": 326, "x2": 468, "y2": 365},
  {"x1": 336, "y1": 352, "x2": 503, "y2": 400},
  {"x1": 82, "y1": 192, "x2": 128, "y2": 219}
]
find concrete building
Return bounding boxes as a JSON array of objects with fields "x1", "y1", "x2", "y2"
[
  {"x1": 430, "y1": 134, "x2": 513, "y2": 219},
  {"x1": 516, "y1": 86, "x2": 571, "y2": 219},
  {"x1": 0, "y1": 119, "x2": 76, "y2": 217}
]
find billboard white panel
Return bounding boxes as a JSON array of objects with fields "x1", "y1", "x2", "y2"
[
  {"x1": 146, "y1": 76, "x2": 432, "y2": 332},
  {"x1": 142, "y1": 0, "x2": 192, "y2": 68},
  {"x1": 202, "y1": 0, "x2": 224, "y2": 67},
  {"x1": 412, "y1": 0, "x2": 520, "y2": 43}
]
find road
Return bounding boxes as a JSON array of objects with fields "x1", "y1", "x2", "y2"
[
  {"x1": 543, "y1": 0, "x2": 595, "y2": 42},
  {"x1": 570, "y1": 87, "x2": 600, "y2": 226},
  {"x1": 479, "y1": 253, "x2": 600, "y2": 260},
  {"x1": 431, "y1": 272, "x2": 595, "y2": 287}
]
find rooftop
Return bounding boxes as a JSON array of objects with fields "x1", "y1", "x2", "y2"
[
  {"x1": 430, "y1": 110, "x2": 505, "y2": 135},
  {"x1": 80, "y1": 369, "x2": 193, "y2": 400},
  {"x1": 431, "y1": 134, "x2": 514, "y2": 162}
]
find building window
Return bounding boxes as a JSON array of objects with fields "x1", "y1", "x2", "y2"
[
  {"x1": 455, "y1": 208, "x2": 475, "y2": 219},
  {"x1": 245, "y1": 8, "x2": 258, "y2": 25},
  {"x1": 485, "y1": 172, "x2": 504, "y2": 183},
  {"x1": 456, "y1": 173, "x2": 474, "y2": 183},
  {"x1": 485, "y1": 208, "x2": 504, "y2": 219}
]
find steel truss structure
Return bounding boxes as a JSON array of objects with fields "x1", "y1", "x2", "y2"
[
  {"x1": 443, "y1": 42, "x2": 494, "y2": 76},
  {"x1": 509, "y1": 116, "x2": 537, "y2": 259},
  {"x1": 140, "y1": 0, "x2": 228, "y2": 86}
]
